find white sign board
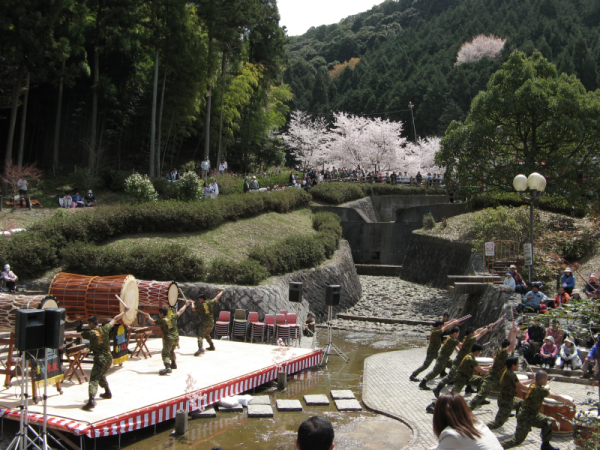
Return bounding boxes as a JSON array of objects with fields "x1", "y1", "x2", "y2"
[
  {"x1": 484, "y1": 242, "x2": 495, "y2": 256},
  {"x1": 523, "y1": 243, "x2": 533, "y2": 266}
]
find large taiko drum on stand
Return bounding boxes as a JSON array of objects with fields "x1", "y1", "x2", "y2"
[
  {"x1": 86, "y1": 275, "x2": 139, "y2": 325},
  {"x1": 0, "y1": 294, "x2": 59, "y2": 332},
  {"x1": 48, "y1": 273, "x2": 95, "y2": 322},
  {"x1": 543, "y1": 395, "x2": 576, "y2": 434},
  {"x1": 137, "y1": 280, "x2": 178, "y2": 309}
]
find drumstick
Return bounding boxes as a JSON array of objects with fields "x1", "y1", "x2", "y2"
[
  {"x1": 178, "y1": 288, "x2": 188, "y2": 301},
  {"x1": 115, "y1": 295, "x2": 128, "y2": 308}
]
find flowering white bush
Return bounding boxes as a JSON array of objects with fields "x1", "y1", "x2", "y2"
[
  {"x1": 125, "y1": 173, "x2": 158, "y2": 203},
  {"x1": 177, "y1": 171, "x2": 204, "y2": 201},
  {"x1": 456, "y1": 34, "x2": 506, "y2": 65}
]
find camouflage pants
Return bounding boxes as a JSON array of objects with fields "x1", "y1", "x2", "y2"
[
  {"x1": 89, "y1": 355, "x2": 112, "y2": 398},
  {"x1": 162, "y1": 339, "x2": 178, "y2": 364},
  {"x1": 501, "y1": 412, "x2": 553, "y2": 448},
  {"x1": 488, "y1": 398, "x2": 522, "y2": 430},
  {"x1": 435, "y1": 358, "x2": 462, "y2": 388},
  {"x1": 411, "y1": 352, "x2": 437, "y2": 378},
  {"x1": 469, "y1": 374, "x2": 501, "y2": 409},
  {"x1": 423, "y1": 355, "x2": 452, "y2": 382},
  {"x1": 197, "y1": 323, "x2": 214, "y2": 348},
  {"x1": 452, "y1": 374, "x2": 483, "y2": 395}
]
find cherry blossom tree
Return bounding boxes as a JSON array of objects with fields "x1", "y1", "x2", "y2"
[
  {"x1": 456, "y1": 34, "x2": 506, "y2": 65},
  {"x1": 401, "y1": 137, "x2": 443, "y2": 174},
  {"x1": 282, "y1": 111, "x2": 330, "y2": 168}
]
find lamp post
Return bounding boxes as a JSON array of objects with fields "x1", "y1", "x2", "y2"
[
  {"x1": 408, "y1": 102, "x2": 417, "y2": 144},
  {"x1": 513, "y1": 172, "x2": 547, "y2": 283}
]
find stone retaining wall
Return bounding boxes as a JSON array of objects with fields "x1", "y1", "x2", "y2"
[{"x1": 175, "y1": 240, "x2": 362, "y2": 337}]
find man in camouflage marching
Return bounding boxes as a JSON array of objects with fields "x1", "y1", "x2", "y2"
[
  {"x1": 67, "y1": 307, "x2": 130, "y2": 411},
  {"x1": 194, "y1": 288, "x2": 225, "y2": 355},
  {"x1": 419, "y1": 326, "x2": 461, "y2": 390},
  {"x1": 487, "y1": 357, "x2": 533, "y2": 430},
  {"x1": 501, "y1": 370, "x2": 575, "y2": 450},
  {"x1": 142, "y1": 300, "x2": 192, "y2": 375},
  {"x1": 470, "y1": 323, "x2": 519, "y2": 410}
]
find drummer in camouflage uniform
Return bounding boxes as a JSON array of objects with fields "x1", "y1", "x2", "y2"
[
  {"x1": 419, "y1": 326, "x2": 461, "y2": 390},
  {"x1": 67, "y1": 307, "x2": 130, "y2": 411},
  {"x1": 194, "y1": 288, "x2": 225, "y2": 355},
  {"x1": 448, "y1": 343, "x2": 489, "y2": 395},
  {"x1": 501, "y1": 370, "x2": 575, "y2": 450},
  {"x1": 487, "y1": 357, "x2": 533, "y2": 430},
  {"x1": 142, "y1": 300, "x2": 192, "y2": 375},
  {"x1": 470, "y1": 324, "x2": 519, "y2": 409}
]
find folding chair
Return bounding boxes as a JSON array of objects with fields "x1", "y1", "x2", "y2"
[
  {"x1": 275, "y1": 313, "x2": 291, "y2": 344},
  {"x1": 231, "y1": 309, "x2": 248, "y2": 342},
  {"x1": 279, "y1": 309, "x2": 289, "y2": 318},
  {"x1": 264, "y1": 314, "x2": 275, "y2": 344},
  {"x1": 286, "y1": 313, "x2": 301, "y2": 347},
  {"x1": 248, "y1": 312, "x2": 266, "y2": 343},
  {"x1": 214, "y1": 311, "x2": 231, "y2": 340}
]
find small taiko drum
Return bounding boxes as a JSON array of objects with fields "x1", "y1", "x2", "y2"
[
  {"x1": 137, "y1": 280, "x2": 178, "y2": 309},
  {"x1": 515, "y1": 374, "x2": 529, "y2": 399},
  {"x1": 543, "y1": 395, "x2": 576, "y2": 434},
  {"x1": 0, "y1": 294, "x2": 59, "y2": 332},
  {"x1": 86, "y1": 275, "x2": 139, "y2": 325},
  {"x1": 48, "y1": 273, "x2": 95, "y2": 322},
  {"x1": 476, "y1": 357, "x2": 494, "y2": 367}
]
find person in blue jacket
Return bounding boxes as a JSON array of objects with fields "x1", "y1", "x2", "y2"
[
  {"x1": 518, "y1": 283, "x2": 548, "y2": 312},
  {"x1": 560, "y1": 268, "x2": 576, "y2": 295}
]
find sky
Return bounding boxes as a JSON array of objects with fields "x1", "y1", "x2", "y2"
[{"x1": 278, "y1": 0, "x2": 382, "y2": 36}]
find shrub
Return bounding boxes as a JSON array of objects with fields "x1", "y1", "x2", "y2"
[
  {"x1": 310, "y1": 182, "x2": 444, "y2": 204},
  {"x1": 470, "y1": 206, "x2": 543, "y2": 250},
  {"x1": 151, "y1": 178, "x2": 176, "y2": 198},
  {"x1": 177, "y1": 171, "x2": 204, "y2": 201},
  {"x1": 423, "y1": 213, "x2": 436, "y2": 230},
  {"x1": 312, "y1": 212, "x2": 342, "y2": 238},
  {"x1": 0, "y1": 232, "x2": 59, "y2": 278},
  {"x1": 61, "y1": 242, "x2": 205, "y2": 281},
  {"x1": 207, "y1": 258, "x2": 269, "y2": 285},
  {"x1": 69, "y1": 168, "x2": 98, "y2": 192},
  {"x1": 213, "y1": 174, "x2": 243, "y2": 196},
  {"x1": 249, "y1": 235, "x2": 326, "y2": 275},
  {"x1": 100, "y1": 167, "x2": 130, "y2": 192},
  {"x1": 125, "y1": 173, "x2": 158, "y2": 203},
  {"x1": 469, "y1": 192, "x2": 588, "y2": 218}
]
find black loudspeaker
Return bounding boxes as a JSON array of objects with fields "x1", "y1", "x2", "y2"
[
  {"x1": 289, "y1": 282, "x2": 303, "y2": 303},
  {"x1": 44, "y1": 308, "x2": 66, "y2": 349},
  {"x1": 325, "y1": 285, "x2": 341, "y2": 306},
  {"x1": 15, "y1": 310, "x2": 45, "y2": 351}
]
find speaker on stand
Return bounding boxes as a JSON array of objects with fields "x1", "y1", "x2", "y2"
[
  {"x1": 289, "y1": 282, "x2": 304, "y2": 346},
  {"x1": 321, "y1": 285, "x2": 349, "y2": 366}
]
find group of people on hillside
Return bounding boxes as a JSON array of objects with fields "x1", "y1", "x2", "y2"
[
  {"x1": 317, "y1": 166, "x2": 444, "y2": 186},
  {"x1": 60, "y1": 190, "x2": 97, "y2": 208}
]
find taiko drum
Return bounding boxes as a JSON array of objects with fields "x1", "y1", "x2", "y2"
[
  {"x1": 0, "y1": 294, "x2": 58, "y2": 332},
  {"x1": 137, "y1": 280, "x2": 178, "y2": 309},
  {"x1": 48, "y1": 273, "x2": 94, "y2": 322},
  {"x1": 543, "y1": 395, "x2": 576, "y2": 434}
]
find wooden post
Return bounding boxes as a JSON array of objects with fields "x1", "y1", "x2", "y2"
[
  {"x1": 277, "y1": 371, "x2": 287, "y2": 391},
  {"x1": 175, "y1": 409, "x2": 188, "y2": 435}
]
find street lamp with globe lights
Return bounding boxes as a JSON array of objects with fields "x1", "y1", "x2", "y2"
[{"x1": 513, "y1": 172, "x2": 547, "y2": 283}]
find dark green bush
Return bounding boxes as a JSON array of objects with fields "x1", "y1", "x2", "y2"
[
  {"x1": 207, "y1": 258, "x2": 269, "y2": 285},
  {"x1": 469, "y1": 192, "x2": 588, "y2": 218},
  {"x1": 152, "y1": 178, "x2": 176, "y2": 198},
  {"x1": 310, "y1": 182, "x2": 445, "y2": 205},
  {"x1": 69, "y1": 168, "x2": 98, "y2": 192},
  {"x1": 312, "y1": 212, "x2": 342, "y2": 238},
  {"x1": 0, "y1": 232, "x2": 59, "y2": 278},
  {"x1": 99, "y1": 167, "x2": 130, "y2": 192},
  {"x1": 249, "y1": 235, "x2": 326, "y2": 275},
  {"x1": 61, "y1": 242, "x2": 205, "y2": 281}
]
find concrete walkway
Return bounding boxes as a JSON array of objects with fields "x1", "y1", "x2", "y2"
[{"x1": 363, "y1": 348, "x2": 592, "y2": 450}]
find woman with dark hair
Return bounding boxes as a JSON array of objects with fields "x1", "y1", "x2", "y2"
[{"x1": 431, "y1": 393, "x2": 502, "y2": 450}]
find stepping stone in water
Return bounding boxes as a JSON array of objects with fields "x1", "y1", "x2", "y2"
[
  {"x1": 330, "y1": 390, "x2": 355, "y2": 400},
  {"x1": 218, "y1": 404, "x2": 243, "y2": 413},
  {"x1": 276, "y1": 399, "x2": 303, "y2": 411},
  {"x1": 249, "y1": 396, "x2": 271, "y2": 405},
  {"x1": 247, "y1": 404, "x2": 274, "y2": 418},
  {"x1": 304, "y1": 394, "x2": 330, "y2": 406},
  {"x1": 334, "y1": 399, "x2": 362, "y2": 411},
  {"x1": 191, "y1": 406, "x2": 216, "y2": 418}
]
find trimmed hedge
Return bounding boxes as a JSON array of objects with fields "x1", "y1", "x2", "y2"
[
  {"x1": 310, "y1": 182, "x2": 444, "y2": 205},
  {"x1": 207, "y1": 258, "x2": 269, "y2": 285},
  {"x1": 61, "y1": 242, "x2": 205, "y2": 281},
  {"x1": 469, "y1": 192, "x2": 588, "y2": 218}
]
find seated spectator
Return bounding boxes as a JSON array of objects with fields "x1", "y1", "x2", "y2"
[
  {"x1": 85, "y1": 190, "x2": 97, "y2": 207},
  {"x1": 249, "y1": 176, "x2": 260, "y2": 190},
  {"x1": 1, "y1": 264, "x2": 18, "y2": 292},
  {"x1": 581, "y1": 333, "x2": 599, "y2": 379},
  {"x1": 203, "y1": 182, "x2": 214, "y2": 198},
  {"x1": 297, "y1": 416, "x2": 334, "y2": 450},
  {"x1": 60, "y1": 193, "x2": 73, "y2": 208},
  {"x1": 518, "y1": 283, "x2": 547, "y2": 312},
  {"x1": 304, "y1": 313, "x2": 315, "y2": 337},
  {"x1": 510, "y1": 265, "x2": 528, "y2": 295},
  {"x1": 521, "y1": 318, "x2": 546, "y2": 364},
  {"x1": 551, "y1": 287, "x2": 570, "y2": 308},
  {"x1": 556, "y1": 337, "x2": 582, "y2": 370},
  {"x1": 71, "y1": 191, "x2": 85, "y2": 208},
  {"x1": 571, "y1": 288, "x2": 585, "y2": 301},
  {"x1": 535, "y1": 336, "x2": 558, "y2": 368},
  {"x1": 545, "y1": 320, "x2": 563, "y2": 347},
  {"x1": 498, "y1": 271, "x2": 516, "y2": 293},
  {"x1": 584, "y1": 273, "x2": 600, "y2": 299},
  {"x1": 560, "y1": 268, "x2": 576, "y2": 295},
  {"x1": 210, "y1": 178, "x2": 219, "y2": 198},
  {"x1": 431, "y1": 393, "x2": 502, "y2": 450}
]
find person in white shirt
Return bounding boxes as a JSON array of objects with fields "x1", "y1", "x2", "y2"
[
  {"x1": 556, "y1": 337, "x2": 582, "y2": 370},
  {"x1": 210, "y1": 178, "x2": 219, "y2": 198},
  {"x1": 2, "y1": 264, "x2": 18, "y2": 293},
  {"x1": 431, "y1": 393, "x2": 502, "y2": 450},
  {"x1": 17, "y1": 177, "x2": 28, "y2": 207},
  {"x1": 498, "y1": 271, "x2": 516, "y2": 292},
  {"x1": 200, "y1": 157, "x2": 210, "y2": 178},
  {"x1": 218, "y1": 159, "x2": 227, "y2": 173}
]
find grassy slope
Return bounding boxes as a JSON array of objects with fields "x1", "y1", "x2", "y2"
[{"x1": 103, "y1": 208, "x2": 315, "y2": 263}]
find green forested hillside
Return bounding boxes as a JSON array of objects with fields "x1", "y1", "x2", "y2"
[{"x1": 284, "y1": 0, "x2": 600, "y2": 138}]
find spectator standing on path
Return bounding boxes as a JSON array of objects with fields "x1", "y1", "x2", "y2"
[
  {"x1": 218, "y1": 159, "x2": 227, "y2": 174},
  {"x1": 419, "y1": 326, "x2": 461, "y2": 390},
  {"x1": 200, "y1": 156, "x2": 210, "y2": 179},
  {"x1": 243, "y1": 177, "x2": 250, "y2": 193},
  {"x1": 210, "y1": 178, "x2": 219, "y2": 198},
  {"x1": 560, "y1": 268, "x2": 576, "y2": 295},
  {"x1": 416, "y1": 171, "x2": 423, "y2": 185},
  {"x1": 249, "y1": 176, "x2": 259, "y2": 190},
  {"x1": 296, "y1": 416, "x2": 335, "y2": 450},
  {"x1": 1, "y1": 265, "x2": 18, "y2": 292},
  {"x1": 431, "y1": 393, "x2": 502, "y2": 450},
  {"x1": 410, "y1": 318, "x2": 462, "y2": 382},
  {"x1": 500, "y1": 370, "x2": 574, "y2": 450},
  {"x1": 16, "y1": 177, "x2": 28, "y2": 207}
]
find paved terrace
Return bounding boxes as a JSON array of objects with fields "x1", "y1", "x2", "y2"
[{"x1": 363, "y1": 347, "x2": 595, "y2": 450}]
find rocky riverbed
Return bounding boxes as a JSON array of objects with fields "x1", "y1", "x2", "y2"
[{"x1": 326, "y1": 275, "x2": 455, "y2": 337}]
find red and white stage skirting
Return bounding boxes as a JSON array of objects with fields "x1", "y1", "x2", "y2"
[{"x1": 0, "y1": 337, "x2": 321, "y2": 438}]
